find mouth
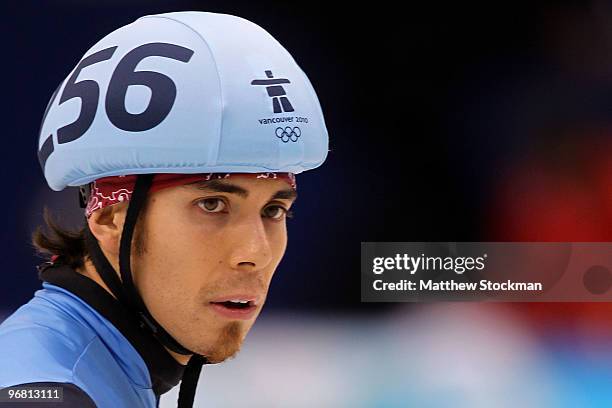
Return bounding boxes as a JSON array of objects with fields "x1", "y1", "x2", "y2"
[{"x1": 209, "y1": 296, "x2": 259, "y2": 320}]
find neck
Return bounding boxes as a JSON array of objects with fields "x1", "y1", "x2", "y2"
[{"x1": 75, "y1": 257, "x2": 192, "y2": 366}]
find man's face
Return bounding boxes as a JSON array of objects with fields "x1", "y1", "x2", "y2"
[{"x1": 131, "y1": 176, "x2": 296, "y2": 363}]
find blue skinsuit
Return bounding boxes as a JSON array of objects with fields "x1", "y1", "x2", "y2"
[{"x1": 0, "y1": 262, "x2": 185, "y2": 407}]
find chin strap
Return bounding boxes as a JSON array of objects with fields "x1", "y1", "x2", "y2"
[
  {"x1": 83, "y1": 174, "x2": 208, "y2": 407},
  {"x1": 178, "y1": 355, "x2": 206, "y2": 407}
]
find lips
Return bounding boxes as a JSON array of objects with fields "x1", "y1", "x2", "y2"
[
  {"x1": 209, "y1": 294, "x2": 259, "y2": 306},
  {"x1": 209, "y1": 301, "x2": 258, "y2": 320},
  {"x1": 209, "y1": 294, "x2": 261, "y2": 320}
]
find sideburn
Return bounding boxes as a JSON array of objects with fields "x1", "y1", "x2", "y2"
[{"x1": 132, "y1": 198, "x2": 149, "y2": 258}]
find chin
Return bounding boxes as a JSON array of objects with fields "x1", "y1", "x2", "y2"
[
  {"x1": 194, "y1": 320, "x2": 245, "y2": 364},
  {"x1": 201, "y1": 341, "x2": 243, "y2": 364}
]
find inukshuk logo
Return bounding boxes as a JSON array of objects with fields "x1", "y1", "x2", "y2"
[{"x1": 251, "y1": 70, "x2": 295, "y2": 113}]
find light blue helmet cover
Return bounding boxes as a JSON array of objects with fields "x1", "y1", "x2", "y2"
[{"x1": 37, "y1": 11, "x2": 329, "y2": 191}]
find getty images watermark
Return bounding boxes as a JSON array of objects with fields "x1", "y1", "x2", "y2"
[
  {"x1": 371, "y1": 252, "x2": 544, "y2": 291},
  {"x1": 361, "y1": 243, "x2": 612, "y2": 301}
]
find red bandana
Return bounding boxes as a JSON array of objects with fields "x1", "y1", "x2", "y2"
[{"x1": 85, "y1": 172, "x2": 297, "y2": 219}]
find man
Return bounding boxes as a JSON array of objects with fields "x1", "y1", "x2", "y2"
[{"x1": 0, "y1": 11, "x2": 328, "y2": 408}]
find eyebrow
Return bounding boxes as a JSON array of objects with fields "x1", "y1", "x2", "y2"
[{"x1": 183, "y1": 179, "x2": 298, "y2": 202}]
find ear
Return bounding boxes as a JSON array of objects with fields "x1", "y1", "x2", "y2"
[{"x1": 87, "y1": 202, "x2": 128, "y2": 261}]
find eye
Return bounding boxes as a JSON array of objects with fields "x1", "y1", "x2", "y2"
[
  {"x1": 196, "y1": 198, "x2": 227, "y2": 213},
  {"x1": 263, "y1": 205, "x2": 294, "y2": 221}
]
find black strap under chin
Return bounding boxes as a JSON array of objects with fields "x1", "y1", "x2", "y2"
[{"x1": 178, "y1": 355, "x2": 206, "y2": 408}]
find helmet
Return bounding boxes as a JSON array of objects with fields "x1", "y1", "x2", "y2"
[
  {"x1": 36, "y1": 11, "x2": 329, "y2": 408},
  {"x1": 38, "y1": 11, "x2": 328, "y2": 191}
]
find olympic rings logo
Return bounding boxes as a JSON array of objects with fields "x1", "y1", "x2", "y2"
[{"x1": 275, "y1": 126, "x2": 301, "y2": 143}]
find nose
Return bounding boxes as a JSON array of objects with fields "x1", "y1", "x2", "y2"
[{"x1": 228, "y1": 214, "x2": 273, "y2": 272}]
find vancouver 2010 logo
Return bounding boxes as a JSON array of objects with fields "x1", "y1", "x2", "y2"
[{"x1": 251, "y1": 70, "x2": 295, "y2": 113}]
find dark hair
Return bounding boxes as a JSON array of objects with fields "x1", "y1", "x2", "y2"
[
  {"x1": 31, "y1": 207, "x2": 90, "y2": 270},
  {"x1": 32, "y1": 199, "x2": 149, "y2": 271}
]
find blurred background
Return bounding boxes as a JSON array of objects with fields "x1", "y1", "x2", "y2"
[{"x1": 2, "y1": 1, "x2": 612, "y2": 406}]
